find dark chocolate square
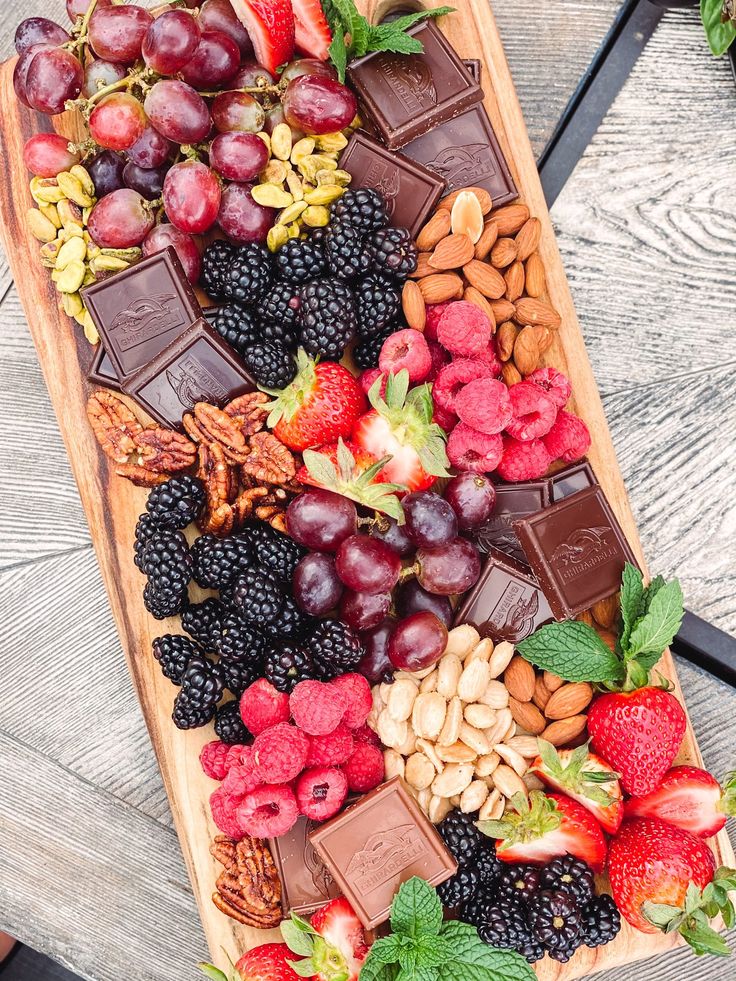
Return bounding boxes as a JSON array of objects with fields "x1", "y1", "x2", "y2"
[
  {"x1": 463, "y1": 59, "x2": 481, "y2": 83},
  {"x1": 548, "y1": 460, "x2": 597, "y2": 503},
  {"x1": 269, "y1": 816, "x2": 342, "y2": 917},
  {"x1": 474, "y1": 480, "x2": 551, "y2": 565},
  {"x1": 86, "y1": 343, "x2": 121, "y2": 392}
]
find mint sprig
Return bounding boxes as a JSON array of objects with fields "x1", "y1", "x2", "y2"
[
  {"x1": 643, "y1": 868, "x2": 736, "y2": 956},
  {"x1": 701, "y1": 0, "x2": 736, "y2": 56}
]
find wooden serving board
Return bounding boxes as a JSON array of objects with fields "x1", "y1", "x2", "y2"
[{"x1": 0, "y1": 1, "x2": 732, "y2": 978}]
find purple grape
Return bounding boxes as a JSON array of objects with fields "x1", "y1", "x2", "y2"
[
  {"x1": 123, "y1": 161, "x2": 167, "y2": 201},
  {"x1": 293, "y1": 552, "x2": 343, "y2": 616},
  {"x1": 358, "y1": 618, "x2": 397, "y2": 684},
  {"x1": 87, "y1": 150, "x2": 126, "y2": 198},
  {"x1": 15, "y1": 17, "x2": 69, "y2": 54},
  {"x1": 370, "y1": 515, "x2": 414, "y2": 556},
  {"x1": 395, "y1": 579, "x2": 453, "y2": 628}
]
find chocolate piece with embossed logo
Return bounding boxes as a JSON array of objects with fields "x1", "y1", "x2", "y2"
[
  {"x1": 347, "y1": 20, "x2": 483, "y2": 150},
  {"x1": 547, "y1": 460, "x2": 596, "y2": 502},
  {"x1": 454, "y1": 547, "x2": 554, "y2": 643},
  {"x1": 83, "y1": 247, "x2": 202, "y2": 382},
  {"x1": 309, "y1": 777, "x2": 456, "y2": 929},
  {"x1": 87, "y1": 343, "x2": 121, "y2": 392},
  {"x1": 269, "y1": 815, "x2": 342, "y2": 916},
  {"x1": 474, "y1": 479, "x2": 551, "y2": 565},
  {"x1": 340, "y1": 131, "x2": 446, "y2": 236},
  {"x1": 514, "y1": 484, "x2": 638, "y2": 620},
  {"x1": 123, "y1": 317, "x2": 255, "y2": 429}
]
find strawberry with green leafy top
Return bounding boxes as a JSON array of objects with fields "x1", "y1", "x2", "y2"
[
  {"x1": 281, "y1": 898, "x2": 369, "y2": 981},
  {"x1": 199, "y1": 943, "x2": 309, "y2": 981},
  {"x1": 624, "y1": 766, "x2": 736, "y2": 838},
  {"x1": 530, "y1": 740, "x2": 624, "y2": 834}
]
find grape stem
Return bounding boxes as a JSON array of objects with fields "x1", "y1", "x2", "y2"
[
  {"x1": 197, "y1": 85, "x2": 283, "y2": 98},
  {"x1": 64, "y1": 0, "x2": 99, "y2": 54},
  {"x1": 399, "y1": 565, "x2": 418, "y2": 583}
]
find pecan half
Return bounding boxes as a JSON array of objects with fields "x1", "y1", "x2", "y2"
[
  {"x1": 210, "y1": 835, "x2": 282, "y2": 929},
  {"x1": 181, "y1": 412, "x2": 209, "y2": 445},
  {"x1": 134, "y1": 426, "x2": 197, "y2": 472},
  {"x1": 241, "y1": 431, "x2": 297, "y2": 485},
  {"x1": 200, "y1": 501, "x2": 235, "y2": 537},
  {"x1": 225, "y1": 391, "x2": 270, "y2": 437},
  {"x1": 87, "y1": 391, "x2": 142, "y2": 463},
  {"x1": 194, "y1": 402, "x2": 249, "y2": 463},
  {"x1": 197, "y1": 442, "x2": 237, "y2": 509},
  {"x1": 114, "y1": 463, "x2": 170, "y2": 487},
  {"x1": 232, "y1": 486, "x2": 271, "y2": 525}
]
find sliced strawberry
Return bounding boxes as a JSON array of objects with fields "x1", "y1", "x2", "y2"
[
  {"x1": 297, "y1": 440, "x2": 378, "y2": 486},
  {"x1": 531, "y1": 740, "x2": 624, "y2": 835},
  {"x1": 291, "y1": 0, "x2": 332, "y2": 61},
  {"x1": 624, "y1": 766, "x2": 736, "y2": 839},
  {"x1": 310, "y1": 897, "x2": 369, "y2": 981},
  {"x1": 478, "y1": 790, "x2": 607, "y2": 872},
  {"x1": 229, "y1": 0, "x2": 295, "y2": 74}
]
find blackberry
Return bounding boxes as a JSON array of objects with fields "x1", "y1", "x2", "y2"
[
  {"x1": 146, "y1": 474, "x2": 205, "y2": 529},
  {"x1": 355, "y1": 273, "x2": 401, "y2": 336},
  {"x1": 255, "y1": 281, "x2": 302, "y2": 342},
  {"x1": 306, "y1": 618, "x2": 364, "y2": 679},
  {"x1": 540, "y1": 854, "x2": 595, "y2": 907},
  {"x1": 218, "y1": 611, "x2": 267, "y2": 664},
  {"x1": 141, "y1": 528, "x2": 192, "y2": 595},
  {"x1": 299, "y1": 279, "x2": 357, "y2": 360},
  {"x1": 353, "y1": 324, "x2": 396, "y2": 370},
  {"x1": 201, "y1": 240, "x2": 236, "y2": 300},
  {"x1": 219, "y1": 656, "x2": 263, "y2": 697},
  {"x1": 261, "y1": 594, "x2": 315, "y2": 641},
  {"x1": 437, "y1": 866, "x2": 479, "y2": 908},
  {"x1": 143, "y1": 581, "x2": 187, "y2": 619},
  {"x1": 243, "y1": 342, "x2": 297, "y2": 389},
  {"x1": 223, "y1": 243, "x2": 273, "y2": 304},
  {"x1": 134, "y1": 512, "x2": 157, "y2": 571},
  {"x1": 181, "y1": 598, "x2": 225, "y2": 651},
  {"x1": 172, "y1": 694, "x2": 215, "y2": 730},
  {"x1": 365, "y1": 227, "x2": 418, "y2": 281},
  {"x1": 462, "y1": 892, "x2": 498, "y2": 927},
  {"x1": 528, "y1": 890, "x2": 582, "y2": 953},
  {"x1": 264, "y1": 644, "x2": 316, "y2": 692},
  {"x1": 478, "y1": 900, "x2": 543, "y2": 963},
  {"x1": 191, "y1": 533, "x2": 252, "y2": 590},
  {"x1": 215, "y1": 700, "x2": 251, "y2": 745},
  {"x1": 330, "y1": 188, "x2": 389, "y2": 234},
  {"x1": 252, "y1": 525, "x2": 305, "y2": 582},
  {"x1": 232, "y1": 565, "x2": 284, "y2": 625},
  {"x1": 172, "y1": 655, "x2": 223, "y2": 729},
  {"x1": 496, "y1": 863, "x2": 541, "y2": 905},
  {"x1": 207, "y1": 303, "x2": 259, "y2": 356},
  {"x1": 275, "y1": 239, "x2": 326, "y2": 283},
  {"x1": 438, "y1": 809, "x2": 482, "y2": 865},
  {"x1": 152, "y1": 634, "x2": 202, "y2": 684},
  {"x1": 580, "y1": 895, "x2": 621, "y2": 948},
  {"x1": 324, "y1": 220, "x2": 371, "y2": 280},
  {"x1": 476, "y1": 843, "x2": 502, "y2": 888}
]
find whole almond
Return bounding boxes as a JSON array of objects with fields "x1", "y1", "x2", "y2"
[
  {"x1": 410, "y1": 253, "x2": 434, "y2": 278},
  {"x1": 591, "y1": 595, "x2": 619, "y2": 629},
  {"x1": 515, "y1": 217, "x2": 541, "y2": 261},
  {"x1": 474, "y1": 219, "x2": 498, "y2": 260},
  {"x1": 429, "y1": 232, "x2": 475, "y2": 270},
  {"x1": 402, "y1": 280, "x2": 426, "y2": 331},
  {"x1": 504, "y1": 655, "x2": 536, "y2": 702},
  {"x1": 542, "y1": 714, "x2": 588, "y2": 747},
  {"x1": 577, "y1": 609, "x2": 595, "y2": 627},
  {"x1": 598, "y1": 629, "x2": 618, "y2": 651},
  {"x1": 533, "y1": 325, "x2": 554, "y2": 354},
  {"x1": 513, "y1": 325, "x2": 541, "y2": 375},
  {"x1": 450, "y1": 190, "x2": 484, "y2": 243},
  {"x1": 462, "y1": 259, "x2": 506, "y2": 299},
  {"x1": 492, "y1": 203, "x2": 530, "y2": 236},
  {"x1": 490, "y1": 237, "x2": 517, "y2": 268},
  {"x1": 439, "y1": 185, "x2": 492, "y2": 216},
  {"x1": 514, "y1": 297, "x2": 562, "y2": 329},
  {"x1": 532, "y1": 675, "x2": 552, "y2": 711},
  {"x1": 489, "y1": 298, "x2": 516, "y2": 323},
  {"x1": 524, "y1": 252, "x2": 546, "y2": 297},
  {"x1": 543, "y1": 671, "x2": 565, "y2": 692},
  {"x1": 416, "y1": 210, "x2": 451, "y2": 251},
  {"x1": 502, "y1": 361, "x2": 522, "y2": 386},
  {"x1": 418, "y1": 273, "x2": 463, "y2": 303},
  {"x1": 463, "y1": 286, "x2": 496, "y2": 328},
  {"x1": 497, "y1": 320, "x2": 519, "y2": 360},
  {"x1": 504, "y1": 260, "x2": 525, "y2": 302},
  {"x1": 508, "y1": 697, "x2": 547, "y2": 735},
  {"x1": 544, "y1": 682, "x2": 594, "y2": 720}
]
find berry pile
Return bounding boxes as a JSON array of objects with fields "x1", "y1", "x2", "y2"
[
  {"x1": 201, "y1": 674, "x2": 385, "y2": 838},
  {"x1": 199, "y1": 189, "x2": 417, "y2": 385}
]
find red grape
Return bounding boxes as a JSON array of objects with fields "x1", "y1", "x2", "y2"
[
  {"x1": 293, "y1": 552, "x2": 343, "y2": 615},
  {"x1": 444, "y1": 473, "x2": 496, "y2": 530},
  {"x1": 123, "y1": 161, "x2": 167, "y2": 200},
  {"x1": 212, "y1": 91, "x2": 265, "y2": 134},
  {"x1": 180, "y1": 31, "x2": 240, "y2": 89},
  {"x1": 403, "y1": 491, "x2": 458, "y2": 549},
  {"x1": 339, "y1": 589, "x2": 392, "y2": 632},
  {"x1": 127, "y1": 125, "x2": 172, "y2": 169},
  {"x1": 370, "y1": 515, "x2": 414, "y2": 556},
  {"x1": 286, "y1": 489, "x2": 357, "y2": 551},
  {"x1": 13, "y1": 44, "x2": 49, "y2": 107},
  {"x1": 88, "y1": 5, "x2": 153, "y2": 64},
  {"x1": 23, "y1": 133, "x2": 80, "y2": 178},
  {"x1": 358, "y1": 619, "x2": 397, "y2": 684},
  {"x1": 210, "y1": 133, "x2": 269, "y2": 181},
  {"x1": 142, "y1": 9, "x2": 201, "y2": 74},
  {"x1": 198, "y1": 0, "x2": 253, "y2": 58},
  {"x1": 335, "y1": 535, "x2": 401, "y2": 594},
  {"x1": 282, "y1": 76, "x2": 357, "y2": 135},
  {"x1": 144, "y1": 80, "x2": 211, "y2": 144},
  {"x1": 15, "y1": 17, "x2": 68, "y2": 54},
  {"x1": 280, "y1": 59, "x2": 337, "y2": 83},
  {"x1": 217, "y1": 182, "x2": 274, "y2": 244},
  {"x1": 82, "y1": 59, "x2": 126, "y2": 98},
  {"x1": 416, "y1": 538, "x2": 481, "y2": 596},
  {"x1": 395, "y1": 579, "x2": 453, "y2": 628},
  {"x1": 89, "y1": 92, "x2": 146, "y2": 151},
  {"x1": 87, "y1": 150, "x2": 125, "y2": 197},
  {"x1": 163, "y1": 160, "x2": 221, "y2": 234},
  {"x1": 66, "y1": 0, "x2": 111, "y2": 22},
  {"x1": 143, "y1": 225, "x2": 201, "y2": 284},
  {"x1": 25, "y1": 48, "x2": 83, "y2": 114},
  {"x1": 88, "y1": 188, "x2": 154, "y2": 248},
  {"x1": 231, "y1": 62, "x2": 275, "y2": 89},
  {"x1": 388, "y1": 612, "x2": 448, "y2": 671}
]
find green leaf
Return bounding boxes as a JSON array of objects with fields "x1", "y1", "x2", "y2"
[
  {"x1": 626, "y1": 579, "x2": 684, "y2": 662},
  {"x1": 680, "y1": 921, "x2": 732, "y2": 956},
  {"x1": 390, "y1": 876, "x2": 444, "y2": 939},
  {"x1": 415, "y1": 935, "x2": 452, "y2": 968},
  {"x1": 281, "y1": 919, "x2": 315, "y2": 957},
  {"x1": 641, "y1": 902, "x2": 684, "y2": 931},
  {"x1": 701, "y1": 0, "x2": 736, "y2": 55},
  {"x1": 396, "y1": 968, "x2": 436, "y2": 981},
  {"x1": 362, "y1": 32, "x2": 424, "y2": 55},
  {"x1": 619, "y1": 562, "x2": 644, "y2": 651},
  {"x1": 438, "y1": 948, "x2": 536, "y2": 981},
  {"x1": 366, "y1": 936, "x2": 403, "y2": 966},
  {"x1": 359, "y1": 955, "x2": 399, "y2": 981},
  {"x1": 198, "y1": 965, "x2": 231, "y2": 981},
  {"x1": 288, "y1": 959, "x2": 319, "y2": 978},
  {"x1": 517, "y1": 620, "x2": 624, "y2": 682},
  {"x1": 372, "y1": 7, "x2": 455, "y2": 35}
]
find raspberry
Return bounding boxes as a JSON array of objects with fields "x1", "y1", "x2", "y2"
[
  {"x1": 329, "y1": 673, "x2": 373, "y2": 728},
  {"x1": 359, "y1": 367, "x2": 386, "y2": 398},
  {"x1": 455, "y1": 378, "x2": 512, "y2": 434},
  {"x1": 543, "y1": 410, "x2": 591, "y2": 463},
  {"x1": 240, "y1": 678, "x2": 290, "y2": 736},
  {"x1": 505, "y1": 381, "x2": 557, "y2": 441},
  {"x1": 497, "y1": 435, "x2": 551, "y2": 482},
  {"x1": 433, "y1": 403, "x2": 458, "y2": 432},
  {"x1": 253, "y1": 722, "x2": 309, "y2": 783},
  {"x1": 210, "y1": 786, "x2": 245, "y2": 839},
  {"x1": 305, "y1": 723, "x2": 355, "y2": 766},
  {"x1": 222, "y1": 760, "x2": 262, "y2": 796},
  {"x1": 424, "y1": 302, "x2": 450, "y2": 340},
  {"x1": 343, "y1": 742, "x2": 385, "y2": 793},
  {"x1": 426, "y1": 339, "x2": 450, "y2": 381},
  {"x1": 352, "y1": 723, "x2": 381, "y2": 746},
  {"x1": 296, "y1": 766, "x2": 348, "y2": 821},
  {"x1": 200, "y1": 740, "x2": 231, "y2": 781},
  {"x1": 237, "y1": 784, "x2": 299, "y2": 837},
  {"x1": 225, "y1": 743, "x2": 254, "y2": 770},
  {"x1": 379, "y1": 328, "x2": 432, "y2": 383},
  {"x1": 290, "y1": 679, "x2": 344, "y2": 735},
  {"x1": 437, "y1": 301, "x2": 492, "y2": 357},
  {"x1": 447, "y1": 422, "x2": 503, "y2": 473},
  {"x1": 432, "y1": 359, "x2": 492, "y2": 413},
  {"x1": 472, "y1": 343, "x2": 502, "y2": 378},
  {"x1": 528, "y1": 366, "x2": 571, "y2": 409}
]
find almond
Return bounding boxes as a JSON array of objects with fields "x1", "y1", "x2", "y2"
[
  {"x1": 542, "y1": 714, "x2": 588, "y2": 747},
  {"x1": 416, "y1": 210, "x2": 451, "y2": 251},
  {"x1": 591, "y1": 595, "x2": 619, "y2": 629},
  {"x1": 543, "y1": 672, "x2": 564, "y2": 692},
  {"x1": 577, "y1": 609, "x2": 595, "y2": 627},
  {"x1": 533, "y1": 325, "x2": 553, "y2": 354},
  {"x1": 439, "y1": 185, "x2": 492, "y2": 216},
  {"x1": 401, "y1": 280, "x2": 426, "y2": 331},
  {"x1": 429, "y1": 232, "x2": 475, "y2": 270},
  {"x1": 532, "y1": 675, "x2": 551, "y2": 711},
  {"x1": 544, "y1": 682, "x2": 594, "y2": 720},
  {"x1": 409, "y1": 253, "x2": 434, "y2": 279},
  {"x1": 504, "y1": 260, "x2": 525, "y2": 302},
  {"x1": 495, "y1": 322, "x2": 517, "y2": 361},
  {"x1": 524, "y1": 252, "x2": 546, "y2": 297},
  {"x1": 489, "y1": 298, "x2": 516, "y2": 323},
  {"x1": 508, "y1": 696, "x2": 547, "y2": 735},
  {"x1": 418, "y1": 272, "x2": 463, "y2": 303},
  {"x1": 450, "y1": 190, "x2": 484, "y2": 243},
  {"x1": 474, "y1": 219, "x2": 498, "y2": 260},
  {"x1": 503, "y1": 655, "x2": 536, "y2": 702},
  {"x1": 501, "y1": 361, "x2": 522, "y2": 386},
  {"x1": 462, "y1": 259, "x2": 506, "y2": 299},
  {"x1": 491, "y1": 203, "x2": 530, "y2": 236},
  {"x1": 515, "y1": 217, "x2": 541, "y2": 261},
  {"x1": 490, "y1": 237, "x2": 517, "y2": 268},
  {"x1": 514, "y1": 297, "x2": 562, "y2": 329},
  {"x1": 463, "y1": 286, "x2": 496, "y2": 328},
  {"x1": 598, "y1": 629, "x2": 618, "y2": 651},
  {"x1": 513, "y1": 325, "x2": 540, "y2": 375}
]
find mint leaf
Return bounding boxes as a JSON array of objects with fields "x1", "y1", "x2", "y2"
[
  {"x1": 362, "y1": 31, "x2": 424, "y2": 55},
  {"x1": 701, "y1": 0, "x2": 736, "y2": 55},
  {"x1": 396, "y1": 968, "x2": 436, "y2": 981},
  {"x1": 373, "y1": 7, "x2": 455, "y2": 34},
  {"x1": 517, "y1": 620, "x2": 623, "y2": 682},
  {"x1": 360, "y1": 955, "x2": 398, "y2": 981},
  {"x1": 415, "y1": 935, "x2": 451, "y2": 968},
  {"x1": 438, "y1": 951, "x2": 536, "y2": 981},
  {"x1": 619, "y1": 562, "x2": 644, "y2": 652},
  {"x1": 328, "y1": 27, "x2": 348, "y2": 83},
  {"x1": 626, "y1": 579, "x2": 684, "y2": 663},
  {"x1": 390, "y1": 877, "x2": 443, "y2": 939}
]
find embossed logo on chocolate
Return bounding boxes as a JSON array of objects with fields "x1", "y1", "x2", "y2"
[
  {"x1": 476, "y1": 514, "x2": 524, "y2": 560},
  {"x1": 345, "y1": 824, "x2": 425, "y2": 894},
  {"x1": 425, "y1": 143, "x2": 497, "y2": 192},
  {"x1": 550, "y1": 526, "x2": 616, "y2": 583},
  {"x1": 166, "y1": 354, "x2": 229, "y2": 409},
  {"x1": 110, "y1": 294, "x2": 184, "y2": 350},
  {"x1": 362, "y1": 161, "x2": 401, "y2": 218},
  {"x1": 377, "y1": 55, "x2": 437, "y2": 114},
  {"x1": 489, "y1": 581, "x2": 539, "y2": 639},
  {"x1": 304, "y1": 818, "x2": 335, "y2": 899}
]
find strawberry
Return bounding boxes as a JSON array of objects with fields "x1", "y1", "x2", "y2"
[
  {"x1": 351, "y1": 370, "x2": 450, "y2": 493},
  {"x1": 279, "y1": 899, "x2": 369, "y2": 981},
  {"x1": 530, "y1": 740, "x2": 624, "y2": 835},
  {"x1": 297, "y1": 440, "x2": 378, "y2": 487},
  {"x1": 587, "y1": 686, "x2": 687, "y2": 797},
  {"x1": 608, "y1": 818, "x2": 716, "y2": 933},
  {"x1": 265, "y1": 350, "x2": 366, "y2": 452},
  {"x1": 291, "y1": 0, "x2": 332, "y2": 61},
  {"x1": 229, "y1": 0, "x2": 295, "y2": 75},
  {"x1": 200, "y1": 942, "x2": 308, "y2": 981},
  {"x1": 477, "y1": 790, "x2": 607, "y2": 873},
  {"x1": 624, "y1": 766, "x2": 736, "y2": 838}
]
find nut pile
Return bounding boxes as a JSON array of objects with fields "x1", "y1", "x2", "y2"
[
  {"x1": 402, "y1": 187, "x2": 562, "y2": 383},
  {"x1": 210, "y1": 834, "x2": 282, "y2": 928}
]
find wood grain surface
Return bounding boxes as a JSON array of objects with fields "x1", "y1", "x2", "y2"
[{"x1": 0, "y1": 2, "x2": 734, "y2": 980}]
